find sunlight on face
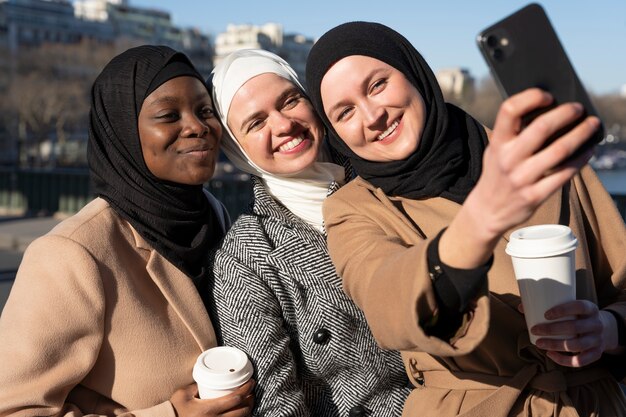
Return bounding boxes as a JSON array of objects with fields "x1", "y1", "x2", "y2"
[
  {"x1": 226, "y1": 73, "x2": 325, "y2": 175},
  {"x1": 320, "y1": 55, "x2": 426, "y2": 162},
  {"x1": 138, "y1": 76, "x2": 221, "y2": 185}
]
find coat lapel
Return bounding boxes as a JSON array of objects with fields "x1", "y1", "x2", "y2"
[
  {"x1": 251, "y1": 176, "x2": 342, "y2": 289},
  {"x1": 132, "y1": 229, "x2": 217, "y2": 351}
]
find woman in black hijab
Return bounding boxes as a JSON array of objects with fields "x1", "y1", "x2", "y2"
[
  {"x1": 306, "y1": 22, "x2": 626, "y2": 417},
  {"x1": 0, "y1": 45, "x2": 253, "y2": 417}
]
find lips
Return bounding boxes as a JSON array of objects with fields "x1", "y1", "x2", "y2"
[
  {"x1": 376, "y1": 119, "x2": 400, "y2": 141},
  {"x1": 278, "y1": 136, "x2": 305, "y2": 152},
  {"x1": 275, "y1": 128, "x2": 312, "y2": 153},
  {"x1": 179, "y1": 139, "x2": 216, "y2": 154},
  {"x1": 181, "y1": 146, "x2": 209, "y2": 154}
]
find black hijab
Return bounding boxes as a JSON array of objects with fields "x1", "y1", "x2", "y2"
[
  {"x1": 87, "y1": 45, "x2": 221, "y2": 280},
  {"x1": 306, "y1": 22, "x2": 489, "y2": 204}
]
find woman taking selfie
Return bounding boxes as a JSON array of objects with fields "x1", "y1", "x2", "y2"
[
  {"x1": 0, "y1": 45, "x2": 253, "y2": 417},
  {"x1": 209, "y1": 48, "x2": 410, "y2": 417},
  {"x1": 306, "y1": 21, "x2": 626, "y2": 417}
]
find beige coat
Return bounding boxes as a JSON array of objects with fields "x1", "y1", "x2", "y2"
[
  {"x1": 324, "y1": 166, "x2": 626, "y2": 417},
  {"x1": 0, "y1": 198, "x2": 217, "y2": 417}
]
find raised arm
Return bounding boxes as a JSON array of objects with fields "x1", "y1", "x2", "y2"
[{"x1": 441, "y1": 88, "x2": 600, "y2": 269}]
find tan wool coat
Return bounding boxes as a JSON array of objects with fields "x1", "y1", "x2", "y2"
[
  {"x1": 323, "y1": 166, "x2": 626, "y2": 417},
  {"x1": 0, "y1": 198, "x2": 218, "y2": 417}
]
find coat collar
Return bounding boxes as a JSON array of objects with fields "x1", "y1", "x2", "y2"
[
  {"x1": 131, "y1": 227, "x2": 217, "y2": 350},
  {"x1": 249, "y1": 176, "x2": 342, "y2": 289}
]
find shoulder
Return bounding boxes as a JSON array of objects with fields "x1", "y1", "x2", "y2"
[
  {"x1": 17, "y1": 199, "x2": 120, "y2": 290},
  {"x1": 44, "y1": 198, "x2": 127, "y2": 245},
  {"x1": 29, "y1": 198, "x2": 136, "y2": 265},
  {"x1": 213, "y1": 213, "x2": 272, "y2": 266},
  {"x1": 324, "y1": 177, "x2": 385, "y2": 218},
  {"x1": 326, "y1": 177, "x2": 374, "y2": 203}
]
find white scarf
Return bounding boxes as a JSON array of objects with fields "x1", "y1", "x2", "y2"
[{"x1": 211, "y1": 49, "x2": 345, "y2": 233}]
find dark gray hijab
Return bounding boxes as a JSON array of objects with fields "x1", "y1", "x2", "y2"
[{"x1": 87, "y1": 45, "x2": 220, "y2": 280}]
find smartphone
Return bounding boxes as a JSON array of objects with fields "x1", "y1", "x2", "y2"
[{"x1": 476, "y1": 3, "x2": 604, "y2": 150}]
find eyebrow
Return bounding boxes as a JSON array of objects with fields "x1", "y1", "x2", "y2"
[
  {"x1": 238, "y1": 85, "x2": 301, "y2": 133},
  {"x1": 146, "y1": 92, "x2": 210, "y2": 108},
  {"x1": 326, "y1": 67, "x2": 388, "y2": 118}
]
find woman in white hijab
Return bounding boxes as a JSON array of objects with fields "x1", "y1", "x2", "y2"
[{"x1": 209, "y1": 49, "x2": 410, "y2": 417}]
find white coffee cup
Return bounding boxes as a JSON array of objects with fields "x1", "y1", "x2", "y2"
[
  {"x1": 192, "y1": 346, "x2": 253, "y2": 399},
  {"x1": 505, "y1": 224, "x2": 578, "y2": 345}
]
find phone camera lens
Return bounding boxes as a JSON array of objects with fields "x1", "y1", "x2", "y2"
[
  {"x1": 486, "y1": 35, "x2": 498, "y2": 47},
  {"x1": 491, "y1": 48, "x2": 504, "y2": 61}
]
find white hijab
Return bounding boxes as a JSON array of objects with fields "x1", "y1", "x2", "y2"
[{"x1": 211, "y1": 49, "x2": 345, "y2": 233}]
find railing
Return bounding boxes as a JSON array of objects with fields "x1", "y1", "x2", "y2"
[
  {"x1": 0, "y1": 168, "x2": 252, "y2": 220},
  {"x1": 0, "y1": 167, "x2": 625, "y2": 222}
]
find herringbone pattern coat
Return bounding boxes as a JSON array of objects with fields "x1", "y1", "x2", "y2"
[{"x1": 209, "y1": 176, "x2": 411, "y2": 417}]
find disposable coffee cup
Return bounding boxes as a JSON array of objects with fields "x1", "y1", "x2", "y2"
[
  {"x1": 192, "y1": 346, "x2": 253, "y2": 399},
  {"x1": 505, "y1": 224, "x2": 578, "y2": 345}
]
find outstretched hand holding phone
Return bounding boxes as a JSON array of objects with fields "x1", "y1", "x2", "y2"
[{"x1": 476, "y1": 3, "x2": 604, "y2": 158}]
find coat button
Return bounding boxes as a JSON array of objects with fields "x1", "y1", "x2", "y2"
[
  {"x1": 349, "y1": 405, "x2": 366, "y2": 417},
  {"x1": 312, "y1": 328, "x2": 330, "y2": 344}
]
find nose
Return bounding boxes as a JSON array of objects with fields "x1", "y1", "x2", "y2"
[
  {"x1": 182, "y1": 113, "x2": 209, "y2": 138},
  {"x1": 362, "y1": 101, "x2": 386, "y2": 129},
  {"x1": 269, "y1": 111, "x2": 296, "y2": 136}
]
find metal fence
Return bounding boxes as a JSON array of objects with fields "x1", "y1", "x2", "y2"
[
  {"x1": 0, "y1": 168, "x2": 252, "y2": 220},
  {"x1": 0, "y1": 167, "x2": 625, "y2": 221}
]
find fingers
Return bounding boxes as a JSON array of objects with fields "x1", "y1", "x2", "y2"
[
  {"x1": 220, "y1": 396, "x2": 254, "y2": 417},
  {"x1": 518, "y1": 114, "x2": 600, "y2": 180},
  {"x1": 545, "y1": 300, "x2": 598, "y2": 320},
  {"x1": 170, "y1": 381, "x2": 255, "y2": 417},
  {"x1": 202, "y1": 382, "x2": 255, "y2": 415},
  {"x1": 491, "y1": 86, "x2": 600, "y2": 169},
  {"x1": 545, "y1": 347, "x2": 603, "y2": 367},
  {"x1": 492, "y1": 88, "x2": 553, "y2": 142},
  {"x1": 529, "y1": 300, "x2": 606, "y2": 368},
  {"x1": 232, "y1": 378, "x2": 255, "y2": 397}
]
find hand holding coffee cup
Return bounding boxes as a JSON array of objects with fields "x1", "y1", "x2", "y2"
[
  {"x1": 193, "y1": 346, "x2": 254, "y2": 399},
  {"x1": 505, "y1": 224, "x2": 578, "y2": 345}
]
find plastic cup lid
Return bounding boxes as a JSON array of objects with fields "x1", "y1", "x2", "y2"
[
  {"x1": 192, "y1": 346, "x2": 253, "y2": 390},
  {"x1": 505, "y1": 224, "x2": 578, "y2": 258}
]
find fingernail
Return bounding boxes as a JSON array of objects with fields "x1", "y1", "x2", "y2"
[
  {"x1": 572, "y1": 103, "x2": 583, "y2": 113},
  {"x1": 587, "y1": 117, "x2": 600, "y2": 129}
]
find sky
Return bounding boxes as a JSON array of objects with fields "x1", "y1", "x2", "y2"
[{"x1": 128, "y1": 0, "x2": 626, "y2": 95}]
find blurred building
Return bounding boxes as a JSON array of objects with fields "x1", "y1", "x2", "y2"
[
  {"x1": 213, "y1": 23, "x2": 314, "y2": 82},
  {"x1": 0, "y1": 0, "x2": 114, "y2": 52},
  {"x1": 0, "y1": 0, "x2": 212, "y2": 71},
  {"x1": 436, "y1": 67, "x2": 475, "y2": 103},
  {"x1": 0, "y1": 0, "x2": 214, "y2": 168},
  {"x1": 74, "y1": 0, "x2": 213, "y2": 73}
]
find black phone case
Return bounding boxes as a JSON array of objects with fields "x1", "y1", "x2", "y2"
[{"x1": 476, "y1": 3, "x2": 604, "y2": 145}]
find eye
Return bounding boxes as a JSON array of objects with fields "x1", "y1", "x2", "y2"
[
  {"x1": 155, "y1": 111, "x2": 179, "y2": 121},
  {"x1": 336, "y1": 106, "x2": 354, "y2": 122},
  {"x1": 200, "y1": 106, "x2": 215, "y2": 119},
  {"x1": 369, "y1": 78, "x2": 387, "y2": 94},
  {"x1": 246, "y1": 118, "x2": 266, "y2": 133},
  {"x1": 282, "y1": 94, "x2": 302, "y2": 110}
]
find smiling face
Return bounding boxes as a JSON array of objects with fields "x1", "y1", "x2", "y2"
[
  {"x1": 138, "y1": 76, "x2": 222, "y2": 185},
  {"x1": 226, "y1": 73, "x2": 324, "y2": 175},
  {"x1": 320, "y1": 55, "x2": 427, "y2": 162}
]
